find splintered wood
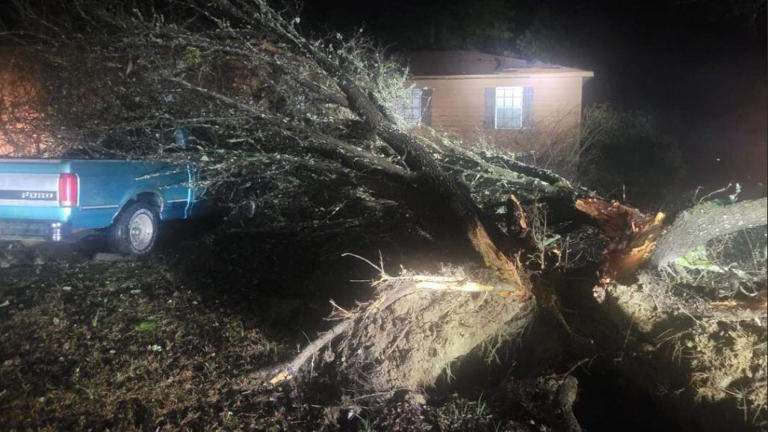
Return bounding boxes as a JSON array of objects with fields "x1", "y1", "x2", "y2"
[
  {"x1": 467, "y1": 217, "x2": 529, "y2": 297},
  {"x1": 507, "y1": 193, "x2": 529, "y2": 233},
  {"x1": 575, "y1": 198, "x2": 665, "y2": 284}
]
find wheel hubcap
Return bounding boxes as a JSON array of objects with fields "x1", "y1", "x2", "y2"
[{"x1": 128, "y1": 212, "x2": 154, "y2": 251}]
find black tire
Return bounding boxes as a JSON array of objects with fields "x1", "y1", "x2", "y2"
[{"x1": 109, "y1": 202, "x2": 159, "y2": 255}]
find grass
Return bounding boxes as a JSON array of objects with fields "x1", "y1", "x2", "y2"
[{"x1": 0, "y1": 247, "x2": 297, "y2": 430}]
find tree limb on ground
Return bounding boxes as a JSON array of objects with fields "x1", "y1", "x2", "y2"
[{"x1": 651, "y1": 198, "x2": 768, "y2": 267}]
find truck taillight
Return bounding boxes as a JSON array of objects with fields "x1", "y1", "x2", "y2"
[{"x1": 58, "y1": 174, "x2": 78, "y2": 207}]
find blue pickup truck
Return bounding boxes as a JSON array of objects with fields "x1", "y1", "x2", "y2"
[{"x1": 0, "y1": 158, "x2": 205, "y2": 255}]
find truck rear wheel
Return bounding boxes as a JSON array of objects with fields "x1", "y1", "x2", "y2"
[{"x1": 109, "y1": 202, "x2": 159, "y2": 255}]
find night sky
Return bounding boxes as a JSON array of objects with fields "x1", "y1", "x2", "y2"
[{"x1": 301, "y1": 0, "x2": 767, "y2": 190}]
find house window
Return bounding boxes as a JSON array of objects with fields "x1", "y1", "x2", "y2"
[
  {"x1": 399, "y1": 88, "x2": 423, "y2": 125},
  {"x1": 484, "y1": 86, "x2": 533, "y2": 130},
  {"x1": 495, "y1": 87, "x2": 523, "y2": 129}
]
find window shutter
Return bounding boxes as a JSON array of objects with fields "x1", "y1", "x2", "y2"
[
  {"x1": 421, "y1": 88, "x2": 433, "y2": 126},
  {"x1": 483, "y1": 88, "x2": 496, "y2": 129},
  {"x1": 522, "y1": 86, "x2": 534, "y2": 128}
]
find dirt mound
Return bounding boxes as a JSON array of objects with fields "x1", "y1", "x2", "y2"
[
  {"x1": 340, "y1": 266, "x2": 537, "y2": 390},
  {"x1": 596, "y1": 270, "x2": 767, "y2": 430}
]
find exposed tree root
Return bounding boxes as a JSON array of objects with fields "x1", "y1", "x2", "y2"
[
  {"x1": 252, "y1": 262, "x2": 535, "y2": 390},
  {"x1": 262, "y1": 320, "x2": 353, "y2": 386}
]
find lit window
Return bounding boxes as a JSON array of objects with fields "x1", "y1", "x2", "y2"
[
  {"x1": 495, "y1": 87, "x2": 523, "y2": 129},
  {"x1": 399, "y1": 88, "x2": 423, "y2": 125}
]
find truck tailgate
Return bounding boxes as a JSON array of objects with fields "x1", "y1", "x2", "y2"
[
  {"x1": 0, "y1": 159, "x2": 67, "y2": 208},
  {"x1": 0, "y1": 172, "x2": 61, "y2": 207},
  {"x1": 0, "y1": 159, "x2": 70, "y2": 236}
]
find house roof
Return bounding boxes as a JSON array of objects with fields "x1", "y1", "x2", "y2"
[{"x1": 403, "y1": 50, "x2": 593, "y2": 79}]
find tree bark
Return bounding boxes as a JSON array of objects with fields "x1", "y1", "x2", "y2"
[{"x1": 650, "y1": 198, "x2": 768, "y2": 267}]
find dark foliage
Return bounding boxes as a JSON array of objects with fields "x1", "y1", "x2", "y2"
[{"x1": 577, "y1": 104, "x2": 685, "y2": 209}]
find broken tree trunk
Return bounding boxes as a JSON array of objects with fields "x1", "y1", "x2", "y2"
[
  {"x1": 650, "y1": 198, "x2": 768, "y2": 267},
  {"x1": 575, "y1": 198, "x2": 666, "y2": 283},
  {"x1": 577, "y1": 197, "x2": 767, "y2": 286}
]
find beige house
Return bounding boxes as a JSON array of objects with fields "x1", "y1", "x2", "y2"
[{"x1": 401, "y1": 50, "x2": 593, "y2": 155}]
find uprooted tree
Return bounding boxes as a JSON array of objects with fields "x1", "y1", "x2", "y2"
[
  {"x1": 3, "y1": 0, "x2": 565, "y2": 389},
  {"x1": 2, "y1": 0, "x2": 766, "y2": 428}
]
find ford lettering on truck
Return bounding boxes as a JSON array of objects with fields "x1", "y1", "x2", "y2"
[{"x1": 0, "y1": 159, "x2": 207, "y2": 255}]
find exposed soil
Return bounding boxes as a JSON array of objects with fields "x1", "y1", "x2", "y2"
[{"x1": 1, "y1": 221, "x2": 765, "y2": 431}]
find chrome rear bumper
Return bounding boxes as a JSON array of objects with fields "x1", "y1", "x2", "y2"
[{"x1": 0, "y1": 219, "x2": 71, "y2": 242}]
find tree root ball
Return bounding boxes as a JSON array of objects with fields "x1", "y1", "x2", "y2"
[{"x1": 337, "y1": 265, "x2": 537, "y2": 391}]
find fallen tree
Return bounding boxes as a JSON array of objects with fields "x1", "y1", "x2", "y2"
[
  {"x1": 2, "y1": 0, "x2": 583, "y2": 391},
  {"x1": 2, "y1": 1, "x2": 766, "y2": 429}
]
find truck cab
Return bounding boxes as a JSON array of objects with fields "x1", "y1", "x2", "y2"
[{"x1": 0, "y1": 158, "x2": 205, "y2": 254}]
